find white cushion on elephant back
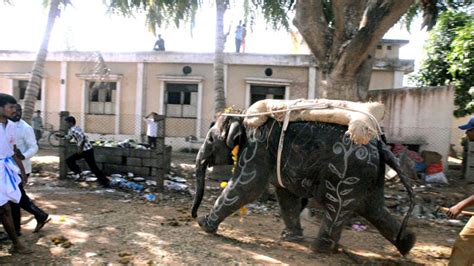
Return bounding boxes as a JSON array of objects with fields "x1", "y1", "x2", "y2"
[{"x1": 243, "y1": 99, "x2": 385, "y2": 145}]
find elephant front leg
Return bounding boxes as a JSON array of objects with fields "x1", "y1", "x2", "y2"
[
  {"x1": 198, "y1": 156, "x2": 271, "y2": 234},
  {"x1": 275, "y1": 187, "x2": 304, "y2": 242}
]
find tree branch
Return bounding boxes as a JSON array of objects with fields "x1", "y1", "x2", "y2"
[
  {"x1": 293, "y1": 0, "x2": 331, "y2": 65},
  {"x1": 332, "y1": 0, "x2": 414, "y2": 77},
  {"x1": 329, "y1": 0, "x2": 368, "y2": 70},
  {"x1": 332, "y1": 0, "x2": 345, "y2": 43}
]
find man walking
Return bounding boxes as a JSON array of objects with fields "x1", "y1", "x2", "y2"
[
  {"x1": 64, "y1": 116, "x2": 110, "y2": 187},
  {"x1": 0, "y1": 93, "x2": 31, "y2": 253},
  {"x1": 10, "y1": 104, "x2": 50, "y2": 234}
]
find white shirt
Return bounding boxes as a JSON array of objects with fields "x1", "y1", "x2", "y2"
[
  {"x1": 145, "y1": 118, "x2": 158, "y2": 137},
  {"x1": 14, "y1": 119, "x2": 38, "y2": 174},
  {"x1": 0, "y1": 120, "x2": 16, "y2": 158}
]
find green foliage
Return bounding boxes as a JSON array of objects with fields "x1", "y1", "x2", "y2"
[
  {"x1": 242, "y1": 0, "x2": 294, "y2": 30},
  {"x1": 414, "y1": 9, "x2": 473, "y2": 117},
  {"x1": 401, "y1": 0, "x2": 472, "y2": 32},
  {"x1": 106, "y1": 0, "x2": 201, "y2": 34}
]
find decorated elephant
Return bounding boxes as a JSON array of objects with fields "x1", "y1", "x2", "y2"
[{"x1": 191, "y1": 113, "x2": 416, "y2": 255}]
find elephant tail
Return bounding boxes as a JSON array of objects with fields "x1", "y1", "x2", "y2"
[{"x1": 378, "y1": 141, "x2": 415, "y2": 249}]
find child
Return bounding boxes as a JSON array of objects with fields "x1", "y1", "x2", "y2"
[
  {"x1": 0, "y1": 93, "x2": 31, "y2": 253},
  {"x1": 145, "y1": 112, "x2": 159, "y2": 149}
]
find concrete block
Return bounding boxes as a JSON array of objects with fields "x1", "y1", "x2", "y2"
[
  {"x1": 94, "y1": 154, "x2": 107, "y2": 163},
  {"x1": 104, "y1": 164, "x2": 131, "y2": 174},
  {"x1": 130, "y1": 149, "x2": 152, "y2": 158},
  {"x1": 142, "y1": 158, "x2": 159, "y2": 167},
  {"x1": 132, "y1": 167, "x2": 150, "y2": 176},
  {"x1": 127, "y1": 157, "x2": 142, "y2": 167}
]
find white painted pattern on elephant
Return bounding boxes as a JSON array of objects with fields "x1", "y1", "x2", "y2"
[
  {"x1": 208, "y1": 141, "x2": 259, "y2": 222},
  {"x1": 324, "y1": 134, "x2": 378, "y2": 237}
]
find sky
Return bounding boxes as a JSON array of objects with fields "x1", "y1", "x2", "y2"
[{"x1": 0, "y1": 0, "x2": 429, "y2": 69}]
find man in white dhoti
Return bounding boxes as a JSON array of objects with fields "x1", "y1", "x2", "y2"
[{"x1": 0, "y1": 93, "x2": 31, "y2": 253}]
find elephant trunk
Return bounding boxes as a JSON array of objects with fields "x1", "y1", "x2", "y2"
[{"x1": 191, "y1": 156, "x2": 208, "y2": 218}]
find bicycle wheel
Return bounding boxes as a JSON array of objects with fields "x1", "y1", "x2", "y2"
[{"x1": 48, "y1": 131, "x2": 62, "y2": 147}]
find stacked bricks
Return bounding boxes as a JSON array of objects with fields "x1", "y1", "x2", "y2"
[{"x1": 59, "y1": 111, "x2": 170, "y2": 191}]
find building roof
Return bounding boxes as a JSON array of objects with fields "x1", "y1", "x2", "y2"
[
  {"x1": 0, "y1": 47, "x2": 414, "y2": 73},
  {"x1": 379, "y1": 39, "x2": 410, "y2": 46}
]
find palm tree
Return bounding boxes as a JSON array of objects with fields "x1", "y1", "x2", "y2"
[
  {"x1": 22, "y1": 0, "x2": 66, "y2": 123},
  {"x1": 213, "y1": 0, "x2": 227, "y2": 112}
]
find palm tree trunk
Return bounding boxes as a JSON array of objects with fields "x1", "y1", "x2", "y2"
[
  {"x1": 22, "y1": 0, "x2": 61, "y2": 123},
  {"x1": 213, "y1": 0, "x2": 227, "y2": 113}
]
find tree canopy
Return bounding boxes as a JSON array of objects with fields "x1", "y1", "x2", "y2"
[{"x1": 413, "y1": 9, "x2": 473, "y2": 117}]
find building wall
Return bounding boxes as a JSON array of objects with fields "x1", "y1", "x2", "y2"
[
  {"x1": 145, "y1": 62, "x2": 214, "y2": 135},
  {"x1": 43, "y1": 61, "x2": 61, "y2": 127},
  {"x1": 375, "y1": 44, "x2": 401, "y2": 59},
  {"x1": 0, "y1": 49, "x2": 415, "y2": 144},
  {"x1": 369, "y1": 70, "x2": 394, "y2": 90},
  {"x1": 370, "y1": 86, "x2": 454, "y2": 165},
  {"x1": 226, "y1": 65, "x2": 309, "y2": 108}
]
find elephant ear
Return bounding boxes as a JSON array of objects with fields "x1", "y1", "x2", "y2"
[{"x1": 226, "y1": 120, "x2": 242, "y2": 148}]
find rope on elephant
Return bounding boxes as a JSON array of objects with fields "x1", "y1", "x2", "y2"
[
  {"x1": 221, "y1": 101, "x2": 384, "y2": 139},
  {"x1": 222, "y1": 100, "x2": 384, "y2": 188}
]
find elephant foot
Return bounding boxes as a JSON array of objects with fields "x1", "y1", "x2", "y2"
[
  {"x1": 281, "y1": 229, "x2": 304, "y2": 242},
  {"x1": 395, "y1": 231, "x2": 416, "y2": 256},
  {"x1": 311, "y1": 237, "x2": 338, "y2": 253},
  {"x1": 197, "y1": 216, "x2": 218, "y2": 234}
]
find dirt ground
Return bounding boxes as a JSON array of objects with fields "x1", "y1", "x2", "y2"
[{"x1": 0, "y1": 148, "x2": 472, "y2": 265}]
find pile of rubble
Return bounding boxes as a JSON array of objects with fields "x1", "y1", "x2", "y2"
[{"x1": 66, "y1": 170, "x2": 191, "y2": 202}]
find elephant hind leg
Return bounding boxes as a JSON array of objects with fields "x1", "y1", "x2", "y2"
[{"x1": 357, "y1": 206, "x2": 416, "y2": 255}]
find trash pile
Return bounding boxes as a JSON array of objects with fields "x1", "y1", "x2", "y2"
[
  {"x1": 391, "y1": 144, "x2": 448, "y2": 184},
  {"x1": 91, "y1": 139, "x2": 150, "y2": 150},
  {"x1": 67, "y1": 170, "x2": 191, "y2": 202}
]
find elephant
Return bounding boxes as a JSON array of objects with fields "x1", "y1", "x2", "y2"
[{"x1": 191, "y1": 114, "x2": 416, "y2": 255}]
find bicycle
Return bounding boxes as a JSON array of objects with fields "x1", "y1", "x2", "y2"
[{"x1": 47, "y1": 129, "x2": 67, "y2": 147}]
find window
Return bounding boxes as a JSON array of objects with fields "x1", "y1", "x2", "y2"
[
  {"x1": 387, "y1": 45, "x2": 392, "y2": 50},
  {"x1": 88, "y1": 81, "x2": 116, "y2": 114},
  {"x1": 165, "y1": 83, "x2": 198, "y2": 118},
  {"x1": 376, "y1": 45, "x2": 382, "y2": 49},
  {"x1": 13, "y1": 80, "x2": 41, "y2": 100},
  {"x1": 250, "y1": 85, "x2": 285, "y2": 105}
]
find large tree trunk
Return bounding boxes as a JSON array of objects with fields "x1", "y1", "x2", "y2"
[
  {"x1": 22, "y1": 0, "x2": 61, "y2": 123},
  {"x1": 213, "y1": 0, "x2": 227, "y2": 113},
  {"x1": 319, "y1": 48, "x2": 376, "y2": 100},
  {"x1": 293, "y1": 0, "x2": 414, "y2": 101}
]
